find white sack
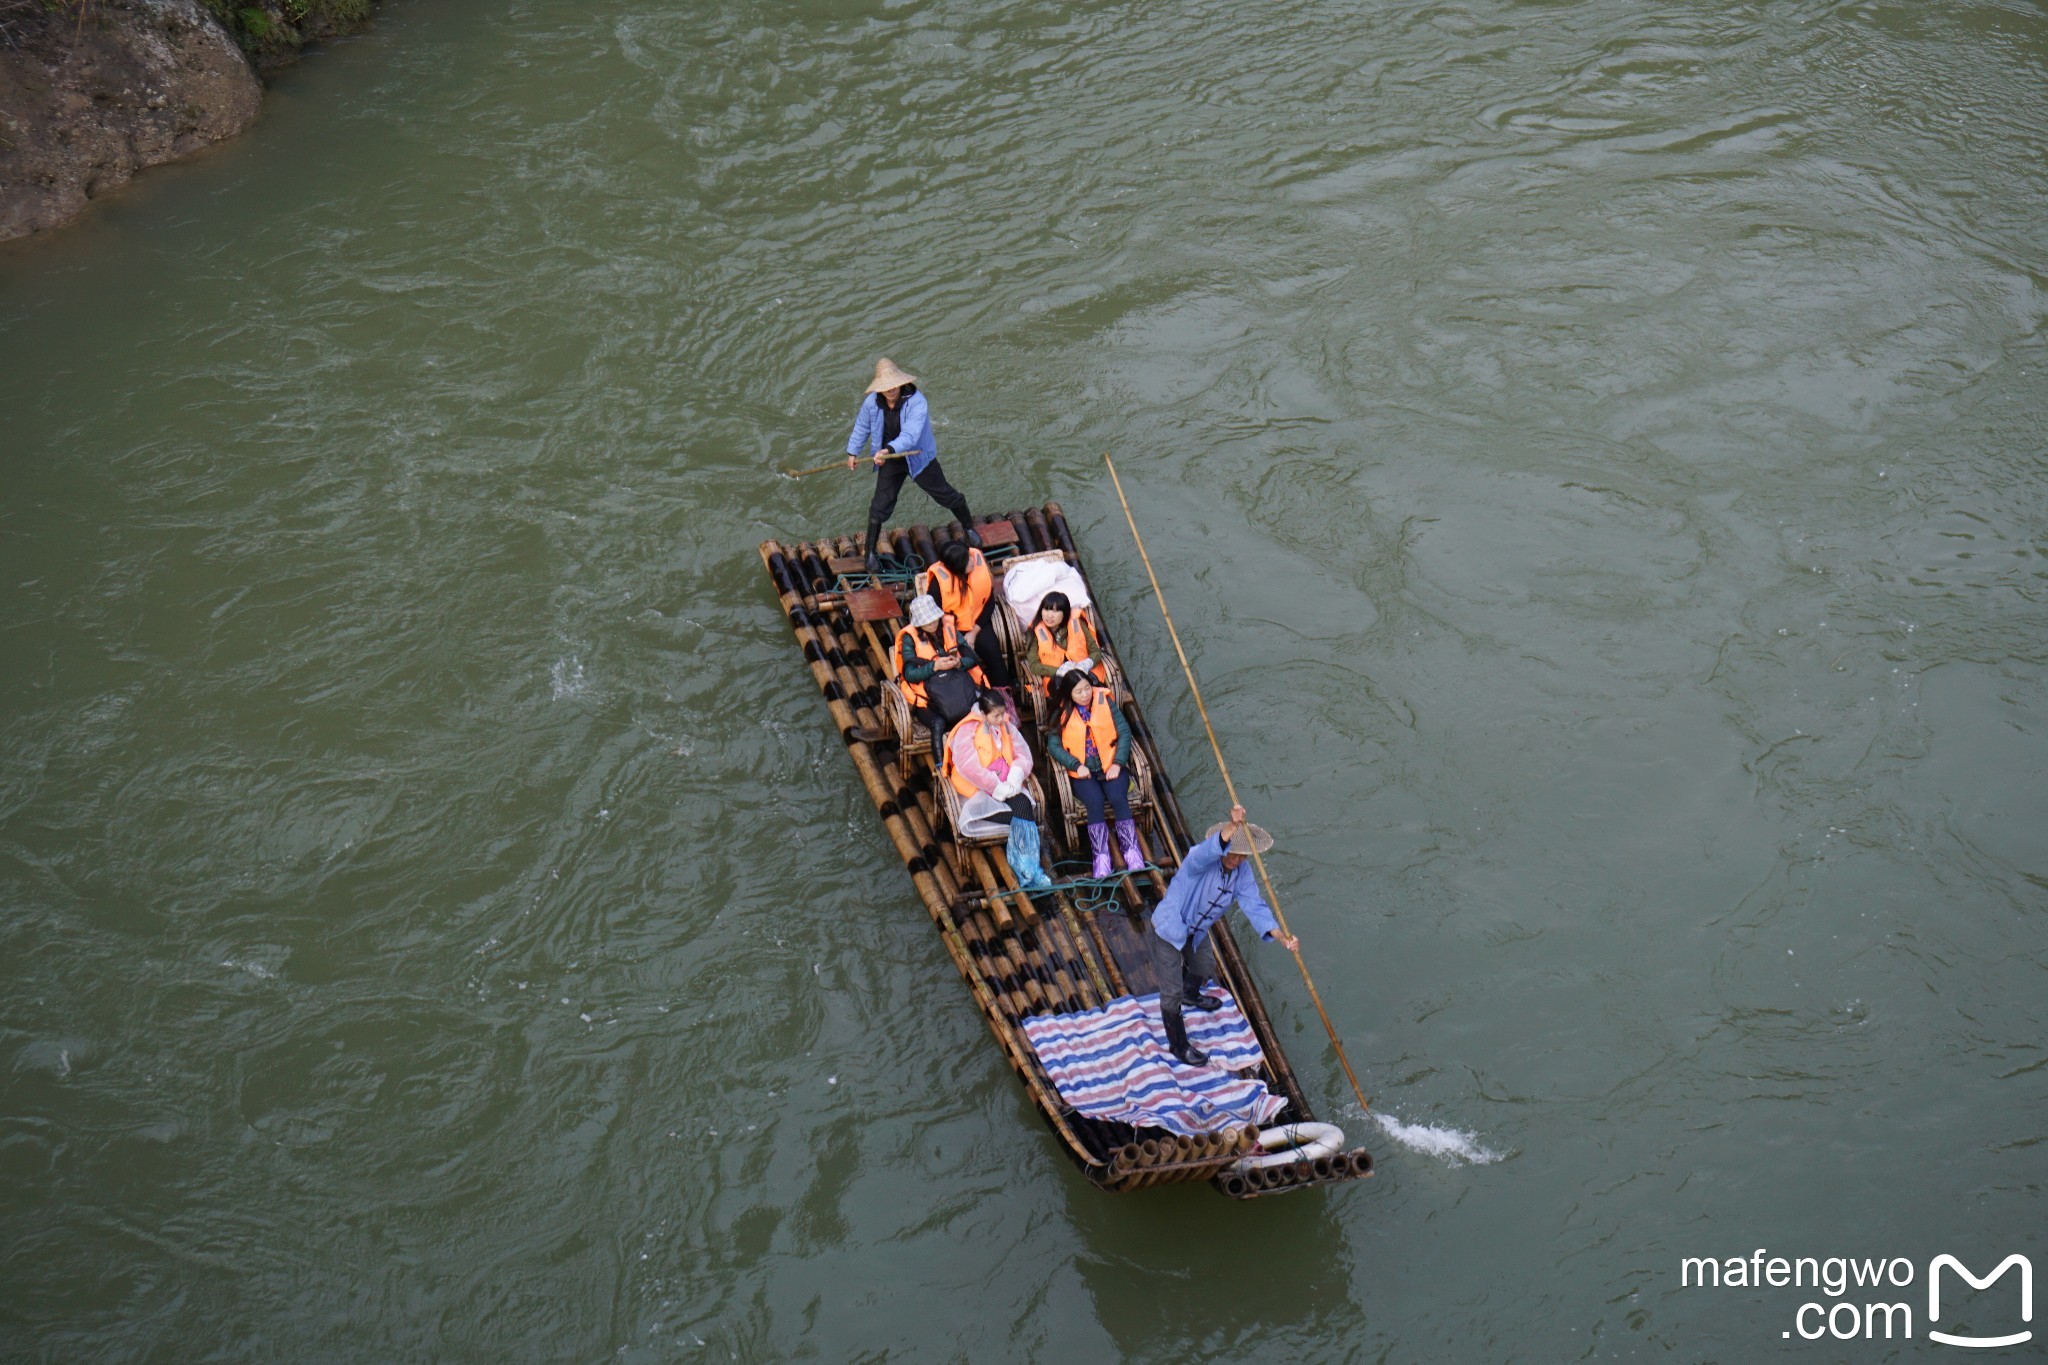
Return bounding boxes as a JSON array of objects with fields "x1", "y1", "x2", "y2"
[{"x1": 1002, "y1": 558, "x2": 1092, "y2": 626}]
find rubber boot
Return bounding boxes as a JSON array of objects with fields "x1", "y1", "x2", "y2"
[
  {"x1": 1114, "y1": 818, "x2": 1145, "y2": 872},
  {"x1": 1006, "y1": 819, "x2": 1053, "y2": 891},
  {"x1": 864, "y1": 519, "x2": 885, "y2": 577},
  {"x1": 965, "y1": 525, "x2": 983, "y2": 549},
  {"x1": 1086, "y1": 822, "x2": 1113, "y2": 879},
  {"x1": 1183, "y1": 985, "x2": 1223, "y2": 1013},
  {"x1": 1162, "y1": 1007, "x2": 1208, "y2": 1067}
]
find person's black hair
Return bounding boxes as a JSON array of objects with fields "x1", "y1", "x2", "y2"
[
  {"x1": 1030, "y1": 591, "x2": 1072, "y2": 633},
  {"x1": 939, "y1": 540, "x2": 972, "y2": 575},
  {"x1": 1051, "y1": 668, "x2": 1100, "y2": 720},
  {"x1": 973, "y1": 687, "x2": 1007, "y2": 715}
]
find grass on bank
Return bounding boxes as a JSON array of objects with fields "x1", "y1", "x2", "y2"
[{"x1": 8, "y1": 0, "x2": 372, "y2": 65}]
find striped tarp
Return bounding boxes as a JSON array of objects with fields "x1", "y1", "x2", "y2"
[{"x1": 1019, "y1": 992, "x2": 1289, "y2": 1137}]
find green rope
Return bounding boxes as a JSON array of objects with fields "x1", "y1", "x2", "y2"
[
  {"x1": 835, "y1": 551, "x2": 922, "y2": 592},
  {"x1": 1031, "y1": 858, "x2": 1152, "y2": 913},
  {"x1": 836, "y1": 543, "x2": 1016, "y2": 592}
]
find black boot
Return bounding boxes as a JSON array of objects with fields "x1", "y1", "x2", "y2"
[
  {"x1": 1162, "y1": 1007, "x2": 1208, "y2": 1066},
  {"x1": 865, "y1": 519, "x2": 885, "y2": 577},
  {"x1": 965, "y1": 524, "x2": 982, "y2": 549},
  {"x1": 1183, "y1": 989, "x2": 1223, "y2": 1013}
]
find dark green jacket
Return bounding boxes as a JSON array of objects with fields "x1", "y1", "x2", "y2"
[{"x1": 899, "y1": 628, "x2": 981, "y2": 685}]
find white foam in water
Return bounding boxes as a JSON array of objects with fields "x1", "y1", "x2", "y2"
[
  {"x1": 550, "y1": 656, "x2": 587, "y2": 700},
  {"x1": 1369, "y1": 1111, "x2": 1505, "y2": 1166}
]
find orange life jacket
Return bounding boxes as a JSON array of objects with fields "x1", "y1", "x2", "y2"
[
  {"x1": 894, "y1": 618, "x2": 985, "y2": 707},
  {"x1": 923, "y1": 548, "x2": 992, "y2": 628},
  {"x1": 1058, "y1": 700, "x2": 1120, "y2": 779},
  {"x1": 1032, "y1": 608, "x2": 1107, "y2": 690},
  {"x1": 943, "y1": 713, "x2": 1017, "y2": 798}
]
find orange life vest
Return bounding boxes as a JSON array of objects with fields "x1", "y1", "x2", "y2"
[
  {"x1": 893, "y1": 618, "x2": 985, "y2": 707},
  {"x1": 1032, "y1": 608, "x2": 1107, "y2": 689},
  {"x1": 943, "y1": 713, "x2": 1017, "y2": 798},
  {"x1": 923, "y1": 548, "x2": 992, "y2": 628},
  {"x1": 1058, "y1": 700, "x2": 1120, "y2": 779}
]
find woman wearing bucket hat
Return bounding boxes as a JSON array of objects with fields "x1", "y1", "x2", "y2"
[
  {"x1": 845, "y1": 358, "x2": 980, "y2": 574},
  {"x1": 1148, "y1": 803, "x2": 1298, "y2": 1066},
  {"x1": 893, "y1": 593, "x2": 986, "y2": 764}
]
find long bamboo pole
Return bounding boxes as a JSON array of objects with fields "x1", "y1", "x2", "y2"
[
  {"x1": 1102, "y1": 454, "x2": 1372, "y2": 1117},
  {"x1": 781, "y1": 451, "x2": 906, "y2": 480}
]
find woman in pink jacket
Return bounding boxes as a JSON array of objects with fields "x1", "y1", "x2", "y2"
[{"x1": 943, "y1": 690, "x2": 1052, "y2": 890}]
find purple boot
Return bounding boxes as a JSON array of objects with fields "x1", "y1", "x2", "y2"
[
  {"x1": 1114, "y1": 819, "x2": 1145, "y2": 872},
  {"x1": 1087, "y1": 822, "x2": 1113, "y2": 878}
]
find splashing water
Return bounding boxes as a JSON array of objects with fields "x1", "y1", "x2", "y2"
[
  {"x1": 550, "y1": 657, "x2": 588, "y2": 700},
  {"x1": 1368, "y1": 1111, "x2": 1505, "y2": 1166}
]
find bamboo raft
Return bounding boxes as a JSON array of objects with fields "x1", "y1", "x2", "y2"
[{"x1": 760, "y1": 502, "x2": 1374, "y2": 1197}]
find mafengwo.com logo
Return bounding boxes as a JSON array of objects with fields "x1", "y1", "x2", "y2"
[{"x1": 1679, "y1": 1250, "x2": 2032, "y2": 1346}]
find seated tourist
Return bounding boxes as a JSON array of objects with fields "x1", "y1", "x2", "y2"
[
  {"x1": 895, "y1": 594, "x2": 985, "y2": 762},
  {"x1": 919, "y1": 540, "x2": 1011, "y2": 688},
  {"x1": 1021, "y1": 591, "x2": 1108, "y2": 699},
  {"x1": 944, "y1": 690, "x2": 1051, "y2": 890},
  {"x1": 1044, "y1": 671, "x2": 1146, "y2": 878}
]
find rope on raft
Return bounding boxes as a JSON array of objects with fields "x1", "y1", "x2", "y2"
[
  {"x1": 1048, "y1": 860, "x2": 1154, "y2": 915},
  {"x1": 948, "y1": 862, "x2": 1154, "y2": 916}
]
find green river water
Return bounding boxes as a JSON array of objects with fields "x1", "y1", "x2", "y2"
[{"x1": 3, "y1": 0, "x2": 2045, "y2": 1359}]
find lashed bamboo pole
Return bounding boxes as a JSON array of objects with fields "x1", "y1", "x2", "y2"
[
  {"x1": 781, "y1": 451, "x2": 906, "y2": 480},
  {"x1": 760, "y1": 543, "x2": 1102, "y2": 1166},
  {"x1": 1044, "y1": 504, "x2": 1310, "y2": 1119},
  {"x1": 1100, "y1": 458, "x2": 1373, "y2": 1120},
  {"x1": 1039, "y1": 510, "x2": 1304, "y2": 1149},
  {"x1": 1053, "y1": 888, "x2": 1120, "y2": 998}
]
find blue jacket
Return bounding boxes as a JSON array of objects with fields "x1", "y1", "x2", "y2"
[
  {"x1": 846, "y1": 388, "x2": 937, "y2": 477},
  {"x1": 1151, "y1": 831, "x2": 1281, "y2": 949}
]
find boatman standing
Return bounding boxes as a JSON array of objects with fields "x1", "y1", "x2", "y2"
[
  {"x1": 846, "y1": 357, "x2": 980, "y2": 575},
  {"x1": 1150, "y1": 804, "x2": 1299, "y2": 1067}
]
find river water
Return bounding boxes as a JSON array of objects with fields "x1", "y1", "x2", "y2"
[{"x1": 4, "y1": 0, "x2": 2045, "y2": 1359}]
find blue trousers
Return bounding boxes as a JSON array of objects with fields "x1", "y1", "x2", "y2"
[{"x1": 1070, "y1": 772, "x2": 1132, "y2": 823}]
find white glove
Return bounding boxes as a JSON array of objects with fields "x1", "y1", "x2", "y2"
[
  {"x1": 1072, "y1": 657, "x2": 1094, "y2": 674},
  {"x1": 993, "y1": 778, "x2": 1019, "y2": 801}
]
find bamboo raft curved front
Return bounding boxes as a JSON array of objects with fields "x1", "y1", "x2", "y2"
[{"x1": 760, "y1": 502, "x2": 1373, "y2": 1197}]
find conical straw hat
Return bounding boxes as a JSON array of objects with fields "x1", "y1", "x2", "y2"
[
  {"x1": 865, "y1": 357, "x2": 918, "y2": 394},
  {"x1": 1204, "y1": 818, "x2": 1274, "y2": 854}
]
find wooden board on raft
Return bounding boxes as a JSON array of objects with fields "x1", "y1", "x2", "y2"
[{"x1": 759, "y1": 501, "x2": 1373, "y2": 1198}]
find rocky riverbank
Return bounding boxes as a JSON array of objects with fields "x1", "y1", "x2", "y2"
[{"x1": 0, "y1": 0, "x2": 371, "y2": 242}]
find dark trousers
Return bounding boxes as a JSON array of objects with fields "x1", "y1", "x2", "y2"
[
  {"x1": 912, "y1": 699, "x2": 974, "y2": 764},
  {"x1": 1149, "y1": 928, "x2": 1218, "y2": 1054},
  {"x1": 963, "y1": 598, "x2": 1013, "y2": 689},
  {"x1": 980, "y1": 792, "x2": 1038, "y2": 825},
  {"x1": 1071, "y1": 772, "x2": 1133, "y2": 824},
  {"x1": 870, "y1": 457, "x2": 971, "y2": 528}
]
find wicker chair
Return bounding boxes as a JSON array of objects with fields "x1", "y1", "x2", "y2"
[
  {"x1": 1019, "y1": 653, "x2": 1123, "y2": 732},
  {"x1": 991, "y1": 549, "x2": 1071, "y2": 684},
  {"x1": 880, "y1": 677, "x2": 940, "y2": 785},
  {"x1": 938, "y1": 771, "x2": 1051, "y2": 848},
  {"x1": 998, "y1": 557, "x2": 1124, "y2": 728},
  {"x1": 1045, "y1": 744, "x2": 1156, "y2": 849}
]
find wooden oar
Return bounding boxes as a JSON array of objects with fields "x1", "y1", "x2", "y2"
[
  {"x1": 1104, "y1": 452, "x2": 1373, "y2": 1117},
  {"x1": 781, "y1": 451, "x2": 906, "y2": 480}
]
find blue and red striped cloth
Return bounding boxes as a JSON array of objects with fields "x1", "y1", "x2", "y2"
[{"x1": 1020, "y1": 992, "x2": 1288, "y2": 1136}]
